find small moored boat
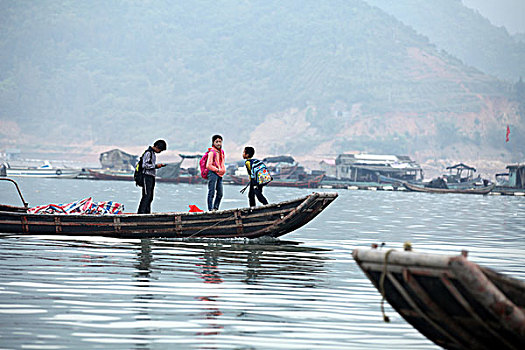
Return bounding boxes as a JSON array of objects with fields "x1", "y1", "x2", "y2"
[
  {"x1": 4, "y1": 161, "x2": 81, "y2": 178},
  {"x1": 353, "y1": 248, "x2": 525, "y2": 350},
  {"x1": 229, "y1": 174, "x2": 325, "y2": 188},
  {"x1": 403, "y1": 182, "x2": 494, "y2": 194}
]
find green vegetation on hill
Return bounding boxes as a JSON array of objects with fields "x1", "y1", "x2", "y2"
[
  {"x1": 0, "y1": 0, "x2": 522, "y2": 161},
  {"x1": 365, "y1": 0, "x2": 525, "y2": 82}
]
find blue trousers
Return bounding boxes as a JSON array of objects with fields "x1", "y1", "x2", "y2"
[{"x1": 207, "y1": 171, "x2": 223, "y2": 210}]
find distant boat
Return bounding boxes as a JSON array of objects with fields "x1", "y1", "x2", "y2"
[
  {"x1": 3, "y1": 161, "x2": 81, "y2": 178},
  {"x1": 353, "y1": 248, "x2": 525, "y2": 350},
  {"x1": 87, "y1": 169, "x2": 205, "y2": 184},
  {"x1": 335, "y1": 153, "x2": 424, "y2": 183},
  {"x1": 443, "y1": 163, "x2": 484, "y2": 189},
  {"x1": 494, "y1": 164, "x2": 525, "y2": 195},
  {"x1": 403, "y1": 182, "x2": 494, "y2": 194},
  {"x1": 229, "y1": 174, "x2": 325, "y2": 188}
]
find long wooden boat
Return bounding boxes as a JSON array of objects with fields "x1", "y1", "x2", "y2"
[
  {"x1": 0, "y1": 192, "x2": 338, "y2": 239},
  {"x1": 229, "y1": 174, "x2": 325, "y2": 188},
  {"x1": 353, "y1": 248, "x2": 525, "y2": 350},
  {"x1": 88, "y1": 169, "x2": 205, "y2": 184},
  {"x1": 403, "y1": 182, "x2": 494, "y2": 194}
]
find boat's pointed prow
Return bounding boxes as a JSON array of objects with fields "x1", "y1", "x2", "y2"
[{"x1": 353, "y1": 248, "x2": 525, "y2": 350}]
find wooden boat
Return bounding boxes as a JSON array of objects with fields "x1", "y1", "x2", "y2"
[
  {"x1": 88, "y1": 169, "x2": 205, "y2": 184},
  {"x1": 443, "y1": 163, "x2": 486, "y2": 189},
  {"x1": 0, "y1": 185, "x2": 338, "y2": 239},
  {"x1": 229, "y1": 174, "x2": 325, "y2": 188},
  {"x1": 403, "y1": 182, "x2": 494, "y2": 194},
  {"x1": 353, "y1": 248, "x2": 525, "y2": 350}
]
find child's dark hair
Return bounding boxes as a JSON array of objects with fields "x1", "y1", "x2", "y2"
[
  {"x1": 244, "y1": 146, "x2": 255, "y2": 158},
  {"x1": 153, "y1": 139, "x2": 167, "y2": 151},
  {"x1": 212, "y1": 134, "x2": 223, "y2": 143}
]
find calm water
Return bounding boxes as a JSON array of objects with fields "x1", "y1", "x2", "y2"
[{"x1": 1, "y1": 178, "x2": 524, "y2": 349}]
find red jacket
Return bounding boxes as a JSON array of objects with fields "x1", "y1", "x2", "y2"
[{"x1": 206, "y1": 147, "x2": 226, "y2": 177}]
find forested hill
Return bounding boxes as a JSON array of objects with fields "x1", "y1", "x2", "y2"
[
  {"x1": 0, "y1": 0, "x2": 523, "y2": 166},
  {"x1": 365, "y1": 0, "x2": 525, "y2": 81}
]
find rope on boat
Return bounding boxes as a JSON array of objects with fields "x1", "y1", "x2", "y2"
[
  {"x1": 379, "y1": 249, "x2": 395, "y2": 322},
  {"x1": 187, "y1": 213, "x2": 236, "y2": 238}
]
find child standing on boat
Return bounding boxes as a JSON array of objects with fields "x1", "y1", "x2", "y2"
[
  {"x1": 243, "y1": 146, "x2": 269, "y2": 207},
  {"x1": 206, "y1": 135, "x2": 226, "y2": 211},
  {"x1": 137, "y1": 139, "x2": 167, "y2": 214}
]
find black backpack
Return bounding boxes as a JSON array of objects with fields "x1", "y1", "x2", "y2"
[{"x1": 133, "y1": 150, "x2": 151, "y2": 187}]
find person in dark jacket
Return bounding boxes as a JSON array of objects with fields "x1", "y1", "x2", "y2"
[
  {"x1": 137, "y1": 139, "x2": 167, "y2": 214},
  {"x1": 243, "y1": 146, "x2": 269, "y2": 207}
]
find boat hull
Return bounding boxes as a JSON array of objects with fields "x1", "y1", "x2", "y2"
[
  {"x1": 0, "y1": 192, "x2": 338, "y2": 239},
  {"x1": 404, "y1": 182, "x2": 494, "y2": 194},
  {"x1": 353, "y1": 249, "x2": 525, "y2": 350},
  {"x1": 6, "y1": 168, "x2": 81, "y2": 178}
]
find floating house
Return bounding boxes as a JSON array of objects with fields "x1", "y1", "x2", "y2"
[
  {"x1": 99, "y1": 149, "x2": 138, "y2": 171},
  {"x1": 335, "y1": 153, "x2": 423, "y2": 182},
  {"x1": 496, "y1": 164, "x2": 525, "y2": 189},
  {"x1": 507, "y1": 164, "x2": 525, "y2": 188}
]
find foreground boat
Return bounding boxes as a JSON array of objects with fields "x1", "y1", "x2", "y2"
[
  {"x1": 0, "y1": 189, "x2": 338, "y2": 239},
  {"x1": 353, "y1": 248, "x2": 525, "y2": 350},
  {"x1": 229, "y1": 174, "x2": 325, "y2": 188},
  {"x1": 403, "y1": 182, "x2": 494, "y2": 194}
]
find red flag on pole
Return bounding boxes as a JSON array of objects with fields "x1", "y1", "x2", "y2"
[{"x1": 506, "y1": 125, "x2": 510, "y2": 142}]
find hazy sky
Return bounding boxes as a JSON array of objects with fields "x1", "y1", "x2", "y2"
[{"x1": 462, "y1": 0, "x2": 525, "y2": 34}]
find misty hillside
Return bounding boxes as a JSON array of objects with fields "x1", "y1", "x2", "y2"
[
  {"x1": 365, "y1": 0, "x2": 525, "y2": 82},
  {"x1": 0, "y1": 0, "x2": 523, "y2": 167}
]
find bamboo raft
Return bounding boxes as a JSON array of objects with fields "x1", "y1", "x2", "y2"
[{"x1": 353, "y1": 248, "x2": 525, "y2": 350}]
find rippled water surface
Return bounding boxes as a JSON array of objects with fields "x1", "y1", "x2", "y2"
[{"x1": 1, "y1": 178, "x2": 524, "y2": 349}]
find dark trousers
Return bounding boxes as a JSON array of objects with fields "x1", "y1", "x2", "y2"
[
  {"x1": 207, "y1": 171, "x2": 223, "y2": 210},
  {"x1": 248, "y1": 180, "x2": 268, "y2": 207},
  {"x1": 138, "y1": 175, "x2": 155, "y2": 214}
]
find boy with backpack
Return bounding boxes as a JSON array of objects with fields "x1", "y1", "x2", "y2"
[
  {"x1": 136, "y1": 139, "x2": 167, "y2": 214},
  {"x1": 242, "y1": 146, "x2": 270, "y2": 207},
  {"x1": 204, "y1": 134, "x2": 226, "y2": 211}
]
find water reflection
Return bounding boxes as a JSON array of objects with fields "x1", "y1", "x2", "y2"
[
  {"x1": 138, "y1": 239, "x2": 330, "y2": 285},
  {"x1": 133, "y1": 239, "x2": 154, "y2": 350},
  {"x1": 127, "y1": 239, "x2": 330, "y2": 345},
  {"x1": 195, "y1": 245, "x2": 224, "y2": 338}
]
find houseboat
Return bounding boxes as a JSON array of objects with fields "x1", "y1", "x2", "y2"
[
  {"x1": 494, "y1": 163, "x2": 525, "y2": 195},
  {"x1": 335, "y1": 153, "x2": 423, "y2": 183}
]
